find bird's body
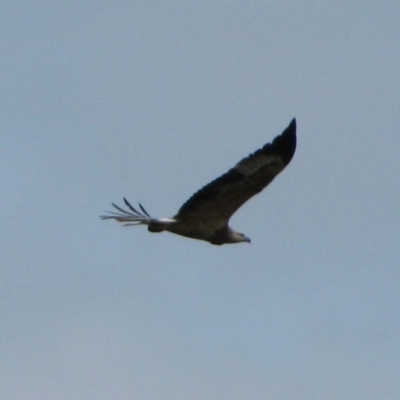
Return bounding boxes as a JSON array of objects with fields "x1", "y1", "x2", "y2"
[{"x1": 101, "y1": 119, "x2": 297, "y2": 245}]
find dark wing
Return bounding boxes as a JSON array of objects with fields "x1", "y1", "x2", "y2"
[{"x1": 175, "y1": 118, "x2": 296, "y2": 229}]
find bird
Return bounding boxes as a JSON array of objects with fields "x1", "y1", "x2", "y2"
[{"x1": 101, "y1": 118, "x2": 297, "y2": 245}]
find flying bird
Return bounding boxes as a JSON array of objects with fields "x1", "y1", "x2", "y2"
[{"x1": 101, "y1": 119, "x2": 297, "y2": 245}]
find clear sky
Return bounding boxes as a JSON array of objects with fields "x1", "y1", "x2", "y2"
[{"x1": 1, "y1": 2, "x2": 400, "y2": 399}]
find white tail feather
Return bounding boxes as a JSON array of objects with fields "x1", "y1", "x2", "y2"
[
  {"x1": 100, "y1": 198, "x2": 176, "y2": 229},
  {"x1": 100, "y1": 197, "x2": 153, "y2": 226}
]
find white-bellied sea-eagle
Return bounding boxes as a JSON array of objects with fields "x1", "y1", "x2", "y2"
[{"x1": 101, "y1": 119, "x2": 297, "y2": 245}]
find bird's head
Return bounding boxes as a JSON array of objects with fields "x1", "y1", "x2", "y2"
[
  {"x1": 229, "y1": 230, "x2": 251, "y2": 244},
  {"x1": 240, "y1": 233, "x2": 251, "y2": 243}
]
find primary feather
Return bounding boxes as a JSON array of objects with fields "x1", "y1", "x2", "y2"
[{"x1": 101, "y1": 118, "x2": 297, "y2": 245}]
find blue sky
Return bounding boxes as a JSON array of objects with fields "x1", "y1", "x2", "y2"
[{"x1": 1, "y1": 2, "x2": 400, "y2": 399}]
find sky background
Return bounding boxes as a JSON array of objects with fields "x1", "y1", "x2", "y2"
[{"x1": 1, "y1": 1, "x2": 400, "y2": 399}]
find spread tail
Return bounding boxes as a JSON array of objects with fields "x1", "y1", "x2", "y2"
[
  {"x1": 100, "y1": 198, "x2": 176, "y2": 231},
  {"x1": 100, "y1": 197, "x2": 154, "y2": 226}
]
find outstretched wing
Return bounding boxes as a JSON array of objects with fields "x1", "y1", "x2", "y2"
[{"x1": 175, "y1": 118, "x2": 297, "y2": 228}]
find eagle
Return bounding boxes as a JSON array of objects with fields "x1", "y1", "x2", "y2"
[{"x1": 101, "y1": 119, "x2": 297, "y2": 245}]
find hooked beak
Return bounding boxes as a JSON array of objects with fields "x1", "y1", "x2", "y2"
[{"x1": 243, "y1": 235, "x2": 251, "y2": 243}]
